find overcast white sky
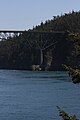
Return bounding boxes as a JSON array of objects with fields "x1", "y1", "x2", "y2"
[{"x1": 0, "y1": 0, "x2": 80, "y2": 30}]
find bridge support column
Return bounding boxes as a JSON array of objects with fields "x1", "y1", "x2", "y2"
[{"x1": 40, "y1": 49, "x2": 43, "y2": 65}]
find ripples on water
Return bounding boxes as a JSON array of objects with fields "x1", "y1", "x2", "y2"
[{"x1": 0, "y1": 70, "x2": 80, "y2": 120}]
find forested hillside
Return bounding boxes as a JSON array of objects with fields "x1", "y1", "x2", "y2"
[
  {"x1": 33, "y1": 11, "x2": 80, "y2": 32},
  {"x1": 0, "y1": 11, "x2": 80, "y2": 70}
]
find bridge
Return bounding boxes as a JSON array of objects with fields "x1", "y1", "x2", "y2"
[
  {"x1": 0, "y1": 30, "x2": 66, "y2": 33},
  {"x1": 0, "y1": 30, "x2": 66, "y2": 40},
  {"x1": 0, "y1": 30, "x2": 68, "y2": 66}
]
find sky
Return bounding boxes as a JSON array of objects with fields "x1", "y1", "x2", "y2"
[{"x1": 0, "y1": 0, "x2": 80, "y2": 30}]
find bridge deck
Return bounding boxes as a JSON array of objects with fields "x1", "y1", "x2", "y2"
[{"x1": 0, "y1": 30, "x2": 67, "y2": 34}]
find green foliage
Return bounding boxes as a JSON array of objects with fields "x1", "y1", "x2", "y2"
[
  {"x1": 57, "y1": 106, "x2": 79, "y2": 120},
  {"x1": 62, "y1": 64, "x2": 80, "y2": 84},
  {"x1": 33, "y1": 11, "x2": 80, "y2": 32},
  {"x1": 68, "y1": 33, "x2": 80, "y2": 68}
]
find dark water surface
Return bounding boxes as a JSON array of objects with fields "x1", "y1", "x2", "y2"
[{"x1": 0, "y1": 70, "x2": 80, "y2": 120}]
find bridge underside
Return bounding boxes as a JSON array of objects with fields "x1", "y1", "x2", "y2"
[{"x1": 0, "y1": 30, "x2": 66, "y2": 40}]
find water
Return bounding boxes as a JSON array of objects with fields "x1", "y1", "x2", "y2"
[{"x1": 0, "y1": 70, "x2": 80, "y2": 120}]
